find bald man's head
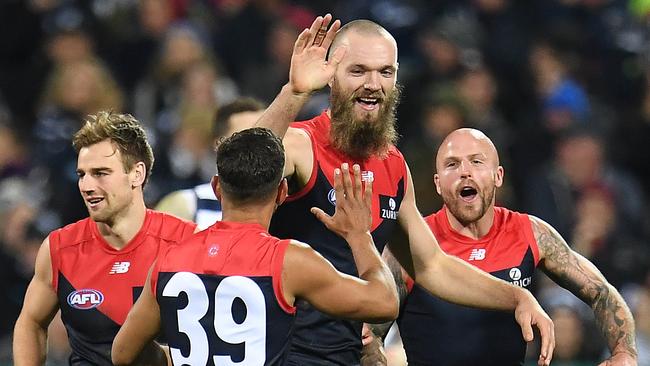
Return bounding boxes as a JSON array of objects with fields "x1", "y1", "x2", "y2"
[
  {"x1": 435, "y1": 128, "x2": 500, "y2": 172},
  {"x1": 327, "y1": 20, "x2": 397, "y2": 60},
  {"x1": 433, "y1": 128, "x2": 504, "y2": 226}
]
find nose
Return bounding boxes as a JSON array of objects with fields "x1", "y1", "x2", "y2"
[
  {"x1": 78, "y1": 176, "x2": 95, "y2": 194},
  {"x1": 459, "y1": 160, "x2": 472, "y2": 177},
  {"x1": 363, "y1": 71, "x2": 381, "y2": 91}
]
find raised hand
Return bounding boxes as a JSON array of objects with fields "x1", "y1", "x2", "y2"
[
  {"x1": 311, "y1": 163, "x2": 373, "y2": 240},
  {"x1": 289, "y1": 14, "x2": 346, "y2": 96}
]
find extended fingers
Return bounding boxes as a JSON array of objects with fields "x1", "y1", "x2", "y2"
[
  {"x1": 352, "y1": 164, "x2": 362, "y2": 200},
  {"x1": 340, "y1": 163, "x2": 354, "y2": 200},
  {"x1": 321, "y1": 19, "x2": 341, "y2": 50},
  {"x1": 293, "y1": 28, "x2": 311, "y2": 53},
  {"x1": 537, "y1": 317, "x2": 555, "y2": 366},
  {"x1": 306, "y1": 15, "x2": 325, "y2": 47},
  {"x1": 313, "y1": 14, "x2": 332, "y2": 46}
]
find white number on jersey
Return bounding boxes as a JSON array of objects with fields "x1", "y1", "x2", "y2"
[{"x1": 162, "y1": 273, "x2": 267, "y2": 365}]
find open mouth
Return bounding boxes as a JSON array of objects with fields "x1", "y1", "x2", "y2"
[
  {"x1": 86, "y1": 197, "x2": 105, "y2": 207},
  {"x1": 355, "y1": 97, "x2": 380, "y2": 111},
  {"x1": 459, "y1": 186, "x2": 478, "y2": 202}
]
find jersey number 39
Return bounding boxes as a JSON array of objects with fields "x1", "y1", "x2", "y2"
[{"x1": 162, "y1": 272, "x2": 266, "y2": 365}]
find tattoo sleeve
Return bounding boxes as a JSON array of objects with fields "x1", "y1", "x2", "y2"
[
  {"x1": 531, "y1": 216, "x2": 637, "y2": 359},
  {"x1": 368, "y1": 247, "x2": 410, "y2": 341}
]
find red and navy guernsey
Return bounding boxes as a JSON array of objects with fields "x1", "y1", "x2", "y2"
[
  {"x1": 152, "y1": 221, "x2": 296, "y2": 366},
  {"x1": 398, "y1": 206, "x2": 540, "y2": 366},
  {"x1": 49, "y1": 210, "x2": 196, "y2": 365},
  {"x1": 269, "y1": 111, "x2": 407, "y2": 365}
]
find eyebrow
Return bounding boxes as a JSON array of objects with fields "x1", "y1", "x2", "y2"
[
  {"x1": 76, "y1": 167, "x2": 112, "y2": 174},
  {"x1": 348, "y1": 64, "x2": 397, "y2": 72}
]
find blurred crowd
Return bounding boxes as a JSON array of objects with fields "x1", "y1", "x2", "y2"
[{"x1": 0, "y1": 0, "x2": 649, "y2": 364}]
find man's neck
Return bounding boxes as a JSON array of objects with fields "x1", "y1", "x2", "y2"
[
  {"x1": 96, "y1": 199, "x2": 147, "y2": 250},
  {"x1": 220, "y1": 201, "x2": 275, "y2": 230},
  {"x1": 446, "y1": 206, "x2": 495, "y2": 240}
]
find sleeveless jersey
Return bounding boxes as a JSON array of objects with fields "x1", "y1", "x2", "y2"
[
  {"x1": 269, "y1": 111, "x2": 407, "y2": 365},
  {"x1": 49, "y1": 210, "x2": 196, "y2": 365},
  {"x1": 397, "y1": 206, "x2": 540, "y2": 366},
  {"x1": 153, "y1": 221, "x2": 296, "y2": 366}
]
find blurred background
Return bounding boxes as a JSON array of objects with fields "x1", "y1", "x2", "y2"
[{"x1": 0, "y1": 0, "x2": 649, "y2": 364}]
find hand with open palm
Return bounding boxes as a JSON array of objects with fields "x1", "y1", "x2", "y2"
[{"x1": 288, "y1": 14, "x2": 347, "y2": 96}]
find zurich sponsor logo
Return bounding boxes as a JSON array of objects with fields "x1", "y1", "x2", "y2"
[
  {"x1": 509, "y1": 268, "x2": 522, "y2": 281},
  {"x1": 389, "y1": 198, "x2": 396, "y2": 211},
  {"x1": 67, "y1": 289, "x2": 104, "y2": 310},
  {"x1": 328, "y1": 188, "x2": 337, "y2": 206}
]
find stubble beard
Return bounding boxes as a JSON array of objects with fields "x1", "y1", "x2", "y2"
[
  {"x1": 444, "y1": 184, "x2": 496, "y2": 226},
  {"x1": 329, "y1": 82, "x2": 401, "y2": 160}
]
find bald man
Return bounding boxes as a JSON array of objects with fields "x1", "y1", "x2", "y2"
[
  {"x1": 372, "y1": 128, "x2": 637, "y2": 366},
  {"x1": 254, "y1": 14, "x2": 554, "y2": 366}
]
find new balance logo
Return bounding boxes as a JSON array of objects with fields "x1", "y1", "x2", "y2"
[
  {"x1": 468, "y1": 248, "x2": 486, "y2": 261},
  {"x1": 361, "y1": 170, "x2": 374, "y2": 182},
  {"x1": 109, "y1": 262, "x2": 131, "y2": 274}
]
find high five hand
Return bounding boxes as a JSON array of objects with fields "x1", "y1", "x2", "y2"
[
  {"x1": 289, "y1": 14, "x2": 346, "y2": 96},
  {"x1": 311, "y1": 163, "x2": 373, "y2": 239}
]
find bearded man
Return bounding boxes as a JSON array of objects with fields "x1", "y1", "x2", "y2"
[{"x1": 257, "y1": 15, "x2": 556, "y2": 366}]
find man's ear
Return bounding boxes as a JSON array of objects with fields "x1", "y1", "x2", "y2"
[
  {"x1": 495, "y1": 166, "x2": 504, "y2": 188},
  {"x1": 433, "y1": 173, "x2": 442, "y2": 196},
  {"x1": 211, "y1": 175, "x2": 222, "y2": 201},
  {"x1": 131, "y1": 162, "x2": 146, "y2": 188},
  {"x1": 276, "y1": 178, "x2": 288, "y2": 207}
]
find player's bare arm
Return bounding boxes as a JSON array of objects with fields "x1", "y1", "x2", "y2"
[
  {"x1": 389, "y1": 163, "x2": 555, "y2": 366},
  {"x1": 112, "y1": 266, "x2": 168, "y2": 366},
  {"x1": 13, "y1": 237, "x2": 60, "y2": 366},
  {"x1": 255, "y1": 14, "x2": 345, "y2": 138},
  {"x1": 367, "y1": 247, "x2": 410, "y2": 341},
  {"x1": 284, "y1": 163, "x2": 398, "y2": 322},
  {"x1": 531, "y1": 216, "x2": 637, "y2": 366},
  {"x1": 281, "y1": 127, "x2": 313, "y2": 190}
]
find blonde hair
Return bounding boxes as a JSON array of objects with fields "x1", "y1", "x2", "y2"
[{"x1": 73, "y1": 111, "x2": 154, "y2": 187}]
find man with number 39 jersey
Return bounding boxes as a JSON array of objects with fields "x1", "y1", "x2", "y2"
[{"x1": 112, "y1": 128, "x2": 398, "y2": 366}]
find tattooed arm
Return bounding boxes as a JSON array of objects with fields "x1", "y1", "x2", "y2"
[{"x1": 531, "y1": 215, "x2": 637, "y2": 365}]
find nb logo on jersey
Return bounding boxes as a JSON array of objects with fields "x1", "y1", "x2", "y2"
[
  {"x1": 361, "y1": 170, "x2": 374, "y2": 182},
  {"x1": 109, "y1": 261, "x2": 131, "y2": 274},
  {"x1": 468, "y1": 248, "x2": 486, "y2": 261}
]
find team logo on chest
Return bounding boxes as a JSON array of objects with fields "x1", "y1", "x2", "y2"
[
  {"x1": 328, "y1": 171, "x2": 374, "y2": 206},
  {"x1": 67, "y1": 289, "x2": 104, "y2": 310}
]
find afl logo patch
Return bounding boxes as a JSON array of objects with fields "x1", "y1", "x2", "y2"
[
  {"x1": 67, "y1": 289, "x2": 104, "y2": 310},
  {"x1": 328, "y1": 188, "x2": 337, "y2": 206},
  {"x1": 509, "y1": 268, "x2": 522, "y2": 281}
]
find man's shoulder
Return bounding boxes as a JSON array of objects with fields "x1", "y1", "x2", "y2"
[
  {"x1": 51, "y1": 217, "x2": 95, "y2": 249},
  {"x1": 146, "y1": 209, "x2": 197, "y2": 240}
]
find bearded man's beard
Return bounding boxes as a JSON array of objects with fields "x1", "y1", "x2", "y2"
[{"x1": 329, "y1": 82, "x2": 401, "y2": 160}]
